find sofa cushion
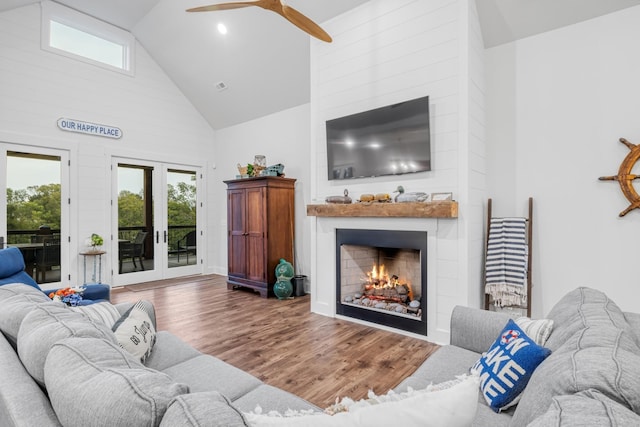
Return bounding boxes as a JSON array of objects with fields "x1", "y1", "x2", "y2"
[
  {"x1": 472, "y1": 319, "x2": 551, "y2": 412},
  {"x1": 160, "y1": 391, "x2": 248, "y2": 427},
  {"x1": 70, "y1": 301, "x2": 121, "y2": 327},
  {"x1": 162, "y1": 354, "x2": 262, "y2": 401},
  {"x1": 112, "y1": 300, "x2": 157, "y2": 363},
  {"x1": 511, "y1": 288, "x2": 640, "y2": 425},
  {"x1": 528, "y1": 389, "x2": 640, "y2": 427},
  {"x1": 544, "y1": 287, "x2": 637, "y2": 351},
  {"x1": 45, "y1": 337, "x2": 189, "y2": 427},
  {"x1": 232, "y1": 385, "x2": 320, "y2": 414},
  {"x1": 395, "y1": 344, "x2": 480, "y2": 391},
  {"x1": 144, "y1": 331, "x2": 202, "y2": 371},
  {"x1": 17, "y1": 303, "x2": 117, "y2": 385},
  {"x1": 0, "y1": 283, "x2": 52, "y2": 347}
]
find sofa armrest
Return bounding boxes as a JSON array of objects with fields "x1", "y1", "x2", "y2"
[{"x1": 450, "y1": 306, "x2": 511, "y2": 354}]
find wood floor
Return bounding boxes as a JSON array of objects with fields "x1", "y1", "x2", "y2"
[{"x1": 111, "y1": 274, "x2": 440, "y2": 408}]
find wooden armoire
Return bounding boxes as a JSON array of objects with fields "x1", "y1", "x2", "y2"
[{"x1": 224, "y1": 176, "x2": 296, "y2": 297}]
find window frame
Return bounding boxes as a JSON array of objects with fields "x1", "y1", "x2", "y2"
[{"x1": 41, "y1": 1, "x2": 135, "y2": 76}]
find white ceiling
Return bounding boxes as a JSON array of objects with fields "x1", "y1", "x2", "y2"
[{"x1": 2, "y1": 0, "x2": 639, "y2": 129}]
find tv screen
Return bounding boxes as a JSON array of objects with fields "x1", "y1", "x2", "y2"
[{"x1": 326, "y1": 96, "x2": 430, "y2": 180}]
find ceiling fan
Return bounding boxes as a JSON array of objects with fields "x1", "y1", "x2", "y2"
[{"x1": 186, "y1": 0, "x2": 332, "y2": 43}]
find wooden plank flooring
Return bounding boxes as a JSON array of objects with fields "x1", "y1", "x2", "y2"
[{"x1": 111, "y1": 274, "x2": 440, "y2": 408}]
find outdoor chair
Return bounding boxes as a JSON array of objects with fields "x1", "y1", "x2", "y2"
[
  {"x1": 177, "y1": 230, "x2": 197, "y2": 264},
  {"x1": 119, "y1": 231, "x2": 148, "y2": 273},
  {"x1": 35, "y1": 236, "x2": 61, "y2": 283}
]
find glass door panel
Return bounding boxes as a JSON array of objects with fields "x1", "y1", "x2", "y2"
[
  {"x1": 167, "y1": 169, "x2": 197, "y2": 270},
  {"x1": 116, "y1": 164, "x2": 155, "y2": 276},
  {"x1": 2, "y1": 148, "x2": 68, "y2": 288}
]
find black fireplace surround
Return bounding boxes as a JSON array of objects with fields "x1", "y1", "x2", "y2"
[{"x1": 336, "y1": 229, "x2": 428, "y2": 336}]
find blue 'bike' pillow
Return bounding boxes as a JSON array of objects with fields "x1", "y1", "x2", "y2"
[{"x1": 472, "y1": 318, "x2": 551, "y2": 412}]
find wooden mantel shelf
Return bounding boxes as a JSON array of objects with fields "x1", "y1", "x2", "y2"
[{"x1": 306, "y1": 201, "x2": 458, "y2": 218}]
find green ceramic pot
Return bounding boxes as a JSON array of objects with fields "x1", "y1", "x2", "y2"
[
  {"x1": 275, "y1": 258, "x2": 294, "y2": 280},
  {"x1": 273, "y1": 279, "x2": 293, "y2": 300}
]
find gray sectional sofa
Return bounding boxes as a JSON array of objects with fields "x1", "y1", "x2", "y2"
[
  {"x1": 0, "y1": 283, "x2": 316, "y2": 427},
  {"x1": 395, "y1": 287, "x2": 640, "y2": 426},
  {"x1": 1, "y1": 281, "x2": 640, "y2": 426}
]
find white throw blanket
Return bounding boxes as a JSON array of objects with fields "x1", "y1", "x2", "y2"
[{"x1": 484, "y1": 217, "x2": 528, "y2": 307}]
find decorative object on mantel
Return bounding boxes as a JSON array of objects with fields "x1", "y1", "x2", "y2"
[
  {"x1": 393, "y1": 185, "x2": 430, "y2": 203},
  {"x1": 598, "y1": 137, "x2": 640, "y2": 217},
  {"x1": 357, "y1": 193, "x2": 391, "y2": 203},
  {"x1": 431, "y1": 192, "x2": 453, "y2": 201},
  {"x1": 326, "y1": 189, "x2": 352, "y2": 204},
  {"x1": 273, "y1": 259, "x2": 294, "y2": 300}
]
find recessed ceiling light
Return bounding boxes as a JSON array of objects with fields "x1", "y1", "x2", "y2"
[{"x1": 217, "y1": 23, "x2": 227, "y2": 35}]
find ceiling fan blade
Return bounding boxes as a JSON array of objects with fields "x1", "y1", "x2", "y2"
[
  {"x1": 186, "y1": 2, "x2": 259, "y2": 13},
  {"x1": 281, "y1": 5, "x2": 332, "y2": 43}
]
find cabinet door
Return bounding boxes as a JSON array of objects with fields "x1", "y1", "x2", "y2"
[
  {"x1": 227, "y1": 189, "x2": 246, "y2": 278},
  {"x1": 245, "y1": 187, "x2": 266, "y2": 283}
]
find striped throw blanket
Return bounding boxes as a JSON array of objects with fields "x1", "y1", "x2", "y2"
[{"x1": 485, "y1": 217, "x2": 528, "y2": 307}]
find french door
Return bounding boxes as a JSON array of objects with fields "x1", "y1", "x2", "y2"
[
  {"x1": 0, "y1": 144, "x2": 70, "y2": 289},
  {"x1": 111, "y1": 158, "x2": 202, "y2": 286}
]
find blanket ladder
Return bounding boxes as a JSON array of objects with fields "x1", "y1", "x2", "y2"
[{"x1": 483, "y1": 197, "x2": 533, "y2": 317}]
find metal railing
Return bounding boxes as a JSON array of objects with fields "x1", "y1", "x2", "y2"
[{"x1": 7, "y1": 225, "x2": 196, "y2": 251}]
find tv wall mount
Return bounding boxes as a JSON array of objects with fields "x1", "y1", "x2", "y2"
[{"x1": 599, "y1": 137, "x2": 640, "y2": 217}]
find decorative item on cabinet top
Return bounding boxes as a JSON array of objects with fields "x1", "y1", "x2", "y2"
[{"x1": 236, "y1": 161, "x2": 285, "y2": 179}]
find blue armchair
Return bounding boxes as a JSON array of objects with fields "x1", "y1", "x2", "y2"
[{"x1": 0, "y1": 247, "x2": 110, "y2": 303}]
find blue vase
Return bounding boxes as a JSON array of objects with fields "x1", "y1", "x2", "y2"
[{"x1": 273, "y1": 279, "x2": 293, "y2": 300}]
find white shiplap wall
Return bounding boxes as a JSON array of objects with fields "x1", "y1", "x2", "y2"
[
  {"x1": 486, "y1": 6, "x2": 640, "y2": 316},
  {"x1": 309, "y1": 0, "x2": 483, "y2": 342},
  {"x1": 0, "y1": 3, "x2": 215, "y2": 287}
]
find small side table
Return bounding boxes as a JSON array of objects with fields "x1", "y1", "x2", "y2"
[{"x1": 80, "y1": 250, "x2": 106, "y2": 284}]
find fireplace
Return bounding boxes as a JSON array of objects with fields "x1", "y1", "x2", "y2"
[{"x1": 336, "y1": 229, "x2": 428, "y2": 336}]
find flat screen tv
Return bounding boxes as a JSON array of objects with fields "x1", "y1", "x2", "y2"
[{"x1": 326, "y1": 95, "x2": 430, "y2": 180}]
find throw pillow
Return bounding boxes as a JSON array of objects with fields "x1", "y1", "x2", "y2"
[
  {"x1": 472, "y1": 318, "x2": 551, "y2": 413},
  {"x1": 112, "y1": 300, "x2": 157, "y2": 363},
  {"x1": 243, "y1": 374, "x2": 479, "y2": 427},
  {"x1": 44, "y1": 337, "x2": 188, "y2": 427},
  {"x1": 514, "y1": 317, "x2": 554, "y2": 346},
  {"x1": 70, "y1": 301, "x2": 121, "y2": 328}
]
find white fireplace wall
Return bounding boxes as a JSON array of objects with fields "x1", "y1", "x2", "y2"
[{"x1": 309, "y1": 0, "x2": 485, "y2": 343}]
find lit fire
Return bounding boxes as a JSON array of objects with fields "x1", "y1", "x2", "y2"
[{"x1": 364, "y1": 264, "x2": 413, "y2": 301}]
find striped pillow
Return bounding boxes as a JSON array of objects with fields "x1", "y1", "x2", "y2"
[
  {"x1": 515, "y1": 317, "x2": 554, "y2": 346},
  {"x1": 71, "y1": 302, "x2": 121, "y2": 328}
]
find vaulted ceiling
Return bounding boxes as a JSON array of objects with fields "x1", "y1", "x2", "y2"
[{"x1": 2, "y1": 0, "x2": 639, "y2": 129}]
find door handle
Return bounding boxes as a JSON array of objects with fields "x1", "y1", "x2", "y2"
[
  {"x1": 164, "y1": 230, "x2": 167, "y2": 243},
  {"x1": 156, "y1": 231, "x2": 159, "y2": 243}
]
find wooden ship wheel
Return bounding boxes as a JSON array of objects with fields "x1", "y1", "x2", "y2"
[{"x1": 599, "y1": 138, "x2": 640, "y2": 217}]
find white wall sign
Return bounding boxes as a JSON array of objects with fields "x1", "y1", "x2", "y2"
[{"x1": 57, "y1": 118, "x2": 122, "y2": 139}]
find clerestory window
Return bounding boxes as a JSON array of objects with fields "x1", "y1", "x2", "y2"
[{"x1": 41, "y1": 1, "x2": 135, "y2": 75}]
